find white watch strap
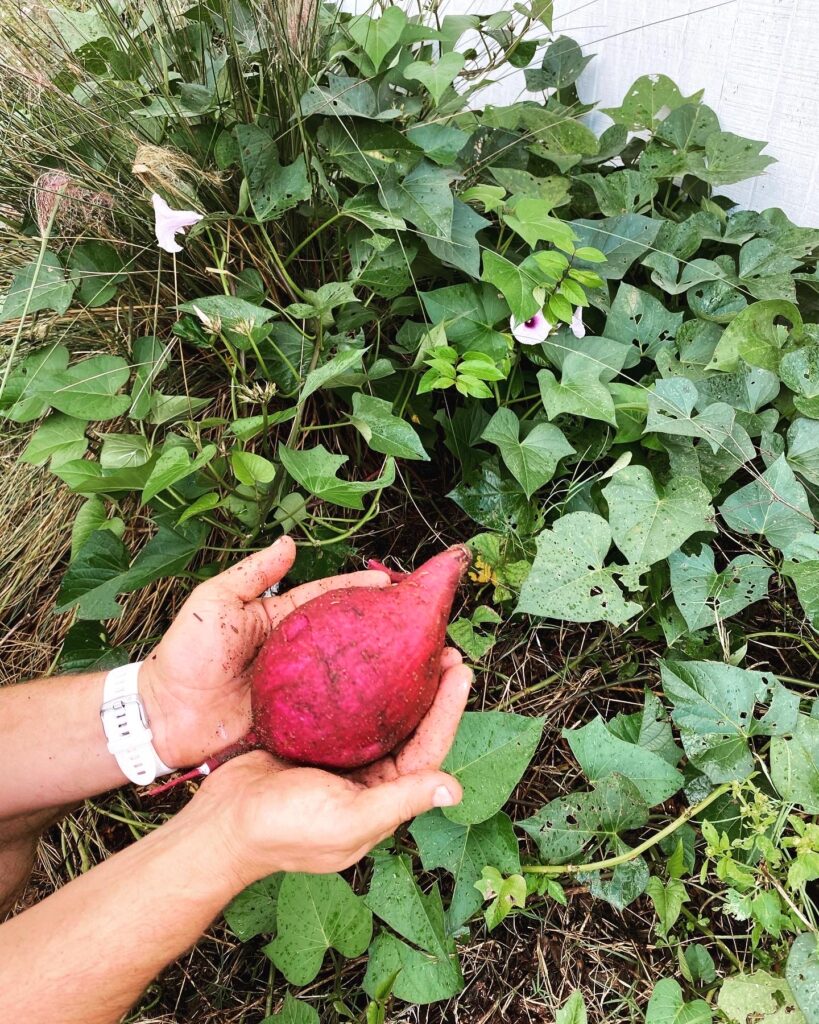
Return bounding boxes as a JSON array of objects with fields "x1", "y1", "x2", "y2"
[{"x1": 100, "y1": 662, "x2": 175, "y2": 785}]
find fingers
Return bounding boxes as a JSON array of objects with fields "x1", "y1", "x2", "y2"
[
  {"x1": 354, "y1": 769, "x2": 462, "y2": 841},
  {"x1": 353, "y1": 649, "x2": 468, "y2": 784},
  {"x1": 262, "y1": 569, "x2": 390, "y2": 625},
  {"x1": 396, "y1": 663, "x2": 472, "y2": 773},
  {"x1": 350, "y1": 756, "x2": 399, "y2": 786},
  {"x1": 440, "y1": 646, "x2": 463, "y2": 671},
  {"x1": 204, "y1": 537, "x2": 297, "y2": 602}
]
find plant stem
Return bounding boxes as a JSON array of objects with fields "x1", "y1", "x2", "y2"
[
  {"x1": 777, "y1": 675, "x2": 819, "y2": 689},
  {"x1": 242, "y1": 328, "x2": 323, "y2": 547},
  {"x1": 745, "y1": 631, "x2": 819, "y2": 661},
  {"x1": 678, "y1": 905, "x2": 742, "y2": 970},
  {"x1": 0, "y1": 189, "x2": 62, "y2": 402},
  {"x1": 283, "y1": 213, "x2": 341, "y2": 266},
  {"x1": 294, "y1": 495, "x2": 383, "y2": 547},
  {"x1": 523, "y1": 783, "x2": 733, "y2": 876}
]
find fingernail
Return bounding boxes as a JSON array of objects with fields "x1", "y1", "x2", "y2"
[{"x1": 433, "y1": 785, "x2": 456, "y2": 807}]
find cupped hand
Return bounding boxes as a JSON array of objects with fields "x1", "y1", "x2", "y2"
[
  {"x1": 139, "y1": 537, "x2": 390, "y2": 769},
  {"x1": 190, "y1": 649, "x2": 472, "y2": 884}
]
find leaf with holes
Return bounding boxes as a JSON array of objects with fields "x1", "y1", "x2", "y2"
[
  {"x1": 661, "y1": 660, "x2": 799, "y2": 739},
  {"x1": 718, "y1": 971, "x2": 806, "y2": 1024},
  {"x1": 602, "y1": 75, "x2": 703, "y2": 130},
  {"x1": 379, "y1": 161, "x2": 454, "y2": 241},
  {"x1": 576, "y1": 170, "x2": 658, "y2": 217},
  {"x1": 603, "y1": 466, "x2": 715, "y2": 565},
  {"x1": 520, "y1": 773, "x2": 650, "y2": 863},
  {"x1": 771, "y1": 715, "x2": 819, "y2": 813},
  {"x1": 571, "y1": 214, "x2": 661, "y2": 279},
  {"x1": 236, "y1": 124, "x2": 311, "y2": 221},
  {"x1": 783, "y1": 559, "x2": 819, "y2": 629},
  {"x1": 719, "y1": 455, "x2": 813, "y2": 553},
  {"x1": 668, "y1": 545, "x2": 772, "y2": 632},
  {"x1": 781, "y1": 340, "x2": 819, "y2": 400},
  {"x1": 707, "y1": 299, "x2": 802, "y2": 372},
  {"x1": 605, "y1": 283, "x2": 683, "y2": 357},
  {"x1": 516, "y1": 511, "x2": 642, "y2": 625},
  {"x1": 688, "y1": 131, "x2": 776, "y2": 187},
  {"x1": 787, "y1": 931, "x2": 819, "y2": 1023}
]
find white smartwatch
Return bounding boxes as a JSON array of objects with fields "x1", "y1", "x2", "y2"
[{"x1": 100, "y1": 662, "x2": 175, "y2": 785}]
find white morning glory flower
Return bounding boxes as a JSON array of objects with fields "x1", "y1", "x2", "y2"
[
  {"x1": 151, "y1": 193, "x2": 203, "y2": 253},
  {"x1": 510, "y1": 310, "x2": 553, "y2": 345},
  {"x1": 570, "y1": 306, "x2": 586, "y2": 339}
]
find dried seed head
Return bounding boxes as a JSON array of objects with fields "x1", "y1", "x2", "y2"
[
  {"x1": 284, "y1": 0, "x2": 318, "y2": 49},
  {"x1": 236, "y1": 381, "x2": 278, "y2": 405},
  {"x1": 190, "y1": 304, "x2": 221, "y2": 334},
  {"x1": 32, "y1": 170, "x2": 113, "y2": 236},
  {"x1": 132, "y1": 143, "x2": 221, "y2": 199}
]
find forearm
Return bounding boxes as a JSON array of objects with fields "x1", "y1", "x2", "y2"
[
  {"x1": 0, "y1": 671, "x2": 139, "y2": 819},
  {"x1": 0, "y1": 805, "x2": 244, "y2": 1024}
]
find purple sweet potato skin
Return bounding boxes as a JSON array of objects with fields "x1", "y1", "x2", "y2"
[{"x1": 250, "y1": 545, "x2": 471, "y2": 769}]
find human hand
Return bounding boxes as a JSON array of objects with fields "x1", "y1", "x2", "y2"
[
  {"x1": 139, "y1": 537, "x2": 390, "y2": 769},
  {"x1": 187, "y1": 648, "x2": 472, "y2": 885}
]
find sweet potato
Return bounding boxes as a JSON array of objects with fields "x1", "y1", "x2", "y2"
[
  {"x1": 150, "y1": 544, "x2": 470, "y2": 793},
  {"x1": 251, "y1": 544, "x2": 471, "y2": 768}
]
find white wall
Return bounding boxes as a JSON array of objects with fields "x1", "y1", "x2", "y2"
[
  {"x1": 550, "y1": 0, "x2": 819, "y2": 225},
  {"x1": 342, "y1": 0, "x2": 819, "y2": 225}
]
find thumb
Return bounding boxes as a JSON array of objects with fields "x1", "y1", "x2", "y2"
[{"x1": 356, "y1": 770, "x2": 463, "y2": 841}]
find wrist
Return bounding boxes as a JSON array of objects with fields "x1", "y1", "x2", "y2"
[
  {"x1": 187, "y1": 753, "x2": 291, "y2": 888},
  {"x1": 135, "y1": 660, "x2": 177, "y2": 769},
  {"x1": 181, "y1": 783, "x2": 268, "y2": 893}
]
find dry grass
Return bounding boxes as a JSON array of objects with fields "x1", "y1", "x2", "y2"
[{"x1": 0, "y1": 427, "x2": 81, "y2": 683}]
